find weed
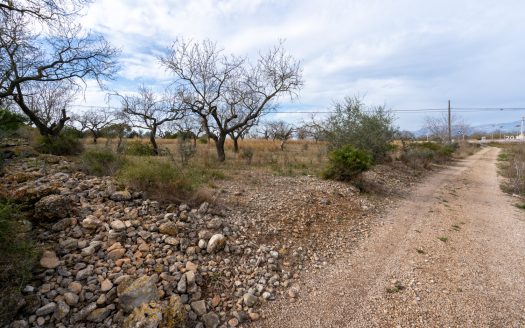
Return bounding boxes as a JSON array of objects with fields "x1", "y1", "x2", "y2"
[
  {"x1": 34, "y1": 133, "x2": 84, "y2": 156},
  {"x1": 452, "y1": 224, "x2": 461, "y2": 231},
  {"x1": 124, "y1": 140, "x2": 154, "y2": 156},
  {"x1": 438, "y1": 236, "x2": 448, "y2": 242},
  {"x1": 416, "y1": 248, "x2": 426, "y2": 254},
  {"x1": 79, "y1": 148, "x2": 125, "y2": 176},
  {"x1": 386, "y1": 281, "x2": 405, "y2": 293},
  {"x1": 515, "y1": 203, "x2": 525, "y2": 210}
]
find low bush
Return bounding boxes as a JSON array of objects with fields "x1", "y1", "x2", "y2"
[
  {"x1": 124, "y1": 141, "x2": 154, "y2": 156},
  {"x1": 400, "y1": 147, "x2": 435, "y2": 169},
  {"x1": 400, "y1": 142, "x2": 458, "y2": 168},
  {"x1": 0, "y1": 200, "x2": 37, "y2": 325},
  {"x1": 79, "y1": 148, "x2": 124, "y2": 176},
  {"x1": 34, "y1": 133, "x2": 84, "y2": 156},
  {"x1": 323, "y1": 145, "x2": 373, "y2": 181},
  {"x1": 240, "y1": 148, "x2": 254, "y2": 165},
  {"x1": 117, "y1": 158, "x2": 225, "y2": 204},
  {"x1": 497, "y1": 144, "x2": 525, "y2": 195}
]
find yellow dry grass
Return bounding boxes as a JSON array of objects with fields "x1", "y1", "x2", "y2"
[{"x1": 89, "y1": 137, "x2": 329, "y2": 176}]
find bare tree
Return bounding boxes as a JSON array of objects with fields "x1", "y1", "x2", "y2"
[
  {"x1": 116, "y1": 86, "x2": 185, "y2": 155},
  {"x1": 300, "y1": 114, "x2": 327, "y2": 143},
  {"x1": 74, "y1": 108, "x2": 115, "y2": 144},
  {"x1": 228, "y1": 118, "x2": 258, "y2": 153},
  {"x1": 424, "y1": 114, "x2": 469, "y2": 143},
  {"x1": 16, "y1": 80, "x2": 77, "y2": 135},
  {"x1": 159, "y1": 39, "x2": 303, "y2": 161},
  {"x1": 166, "y1": 113, "x2": 205, "y2": 147},
  {"x1": 267, "y1": 120, "x2": 295, "y2": 151},
  {"x1": 0, "y1": 1, "x2": 118, "y2": 137}
]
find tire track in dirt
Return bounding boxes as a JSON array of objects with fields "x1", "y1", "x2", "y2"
[{"x1": 252, "y1": 147, "x2": 525, "y2": 328}]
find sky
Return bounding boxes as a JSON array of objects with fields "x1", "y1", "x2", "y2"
[{"x1": 76, "y1": 0, "x2": 525, "y2": 131}]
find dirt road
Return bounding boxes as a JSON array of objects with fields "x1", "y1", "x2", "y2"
[{"x1": 254, "y1": 147, "x2": 525, "y2": 327}]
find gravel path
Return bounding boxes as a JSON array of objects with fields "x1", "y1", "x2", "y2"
[{"x1": 253, "y1": 147, "x2": 525, "y2": 327}]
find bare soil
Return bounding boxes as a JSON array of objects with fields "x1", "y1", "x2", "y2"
[{"x1": 251, "y1": 146, "x2": 525, "y2": 327}]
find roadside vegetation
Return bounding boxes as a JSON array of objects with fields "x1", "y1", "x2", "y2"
[{"x1": 495, "y1": 143, "x2": 525, "y2": 196}]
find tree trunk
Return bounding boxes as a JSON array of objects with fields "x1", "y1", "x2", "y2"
[
  {"x1": 93, "y1": 133, "x2": 98, "y2": 144},
  {"x1": 150, "y1": 125, "x2": 159, "y2": 155},
  {"x1": 193, "y1": 136, "x2": 197, "y2": 148},
  {"x1": 233, "y1": 137, "x2": 239, "y2": 153},
  {"x1": 215, "y1": 134, "x2": 226, "y2": 162},
  {"x1": 280, "y1": 140, "x2": 285, "y2": 151}
]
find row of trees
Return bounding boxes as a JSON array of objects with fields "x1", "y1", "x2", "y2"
[{"x1": 0, "y1": 1, "x2": 303, "y2": 161}]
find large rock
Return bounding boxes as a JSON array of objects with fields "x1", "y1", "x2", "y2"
[
  {"x1": 39, "y1": 250, "x2": 60, "y2": 269},
  {"x1": 34, "y1": 194, "x2": 72, "y2": 221},
  {"x1": 202, "y1": 312, "x2": 220, "y2": 328},
  {"x1": 122, "y1": 302, "x2": 162, "y2": 328},
  {"x1": 117, "y1": 275, "x2": 159, "y2": 312},
  {"x1": 159, "y1": 222, "x2": 178, "y2": 236},
  {"x1": 110, "y1": 190, "x2": 132, "y2": 201},
  {"x1": 123, "y1": 295, "x2": 186, "y2": 328},
  {"x1": 35, "y1": 302, "x2": 56, "y2": 316},
  {"x1": 206, "y1": 234, "x2": 226, "y2": 254}
]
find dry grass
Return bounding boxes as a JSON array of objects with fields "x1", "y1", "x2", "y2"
[{"x1": 496, "y1": 143, "x2": 525, "y2": 195}]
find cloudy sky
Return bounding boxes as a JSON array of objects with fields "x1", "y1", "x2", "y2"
[{"x1": 78, "y1": 0, "x2": 525, "y2": 131}]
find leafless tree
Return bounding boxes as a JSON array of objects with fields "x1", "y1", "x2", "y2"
[
  {"x1": 0, "y1": 1, "x2": 119, "y2": 137},
  {"x1": 74, "y1": 108, "x2": 115, "y2": 144},
  {"x1": 300, "y1": 114, "x2": 327, "y2": 143},
  {"x1": 159, "y1": 39, "x2": 303, "y2": 161},
  {"x1": 424, "y1": 114, "x2": 469, "y2": 143},
  {"x1": 228, "y1": 117, "x2": 259, "y2": 153},
  {"x1": 166, "y1": 113, "x2": 205, "y2": 147},
  {"x1": 16, "y1": 80, "x2": 77, "y2": 135},
  {"x1": 0, "y1": 0, "x2": 90, "y2": 21},
  {"x1": 116, "y1": 86, "x2": 185, "y2": 155},
  {"x1": 267, "y1": 120, "x2": 295, "y2": 151}
]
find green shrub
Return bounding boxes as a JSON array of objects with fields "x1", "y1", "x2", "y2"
[
  {"x1": 117, "y1": 158, "x2": 224, "y2": 203},
  {"x1": 400, "y1": 147, "x2": 435, "y2": 169},
  {"x1": 124, "y1": 141, "x2": 154, "y2": 156},
  {"x1": 324, "y1": 97, "x2": 396, "y2": 162},
  {"x1": 0, "y1": 109, "x2": 26, "y2": 138},
  {"x1": 0, "y1": 200, "x2": 37, "y2": 326},
  {"x1": 323, "y1": 145, "x2": 373, "y2": 181},
  {"x1": 79, "y1": 148, "x2": 124, "y2": 176},
  {"x1": 198, "y1": 136, "x2": 208, "y2": 144},
  {"x1": 34, "y1": 133, "x2": 84, "y2": 155}
]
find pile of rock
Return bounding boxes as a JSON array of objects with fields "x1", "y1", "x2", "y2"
[{"x1": 4, "y1": 157, "x2": 296, "y2": 328}]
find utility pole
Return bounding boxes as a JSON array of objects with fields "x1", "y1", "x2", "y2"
[{"x1": 448, "y1": 100, "x2": 452, "y2": 143}]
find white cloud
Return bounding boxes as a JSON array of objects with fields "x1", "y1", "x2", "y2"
[{"x1": 78, "y1": 0, "x2": 525, "y2": 130}]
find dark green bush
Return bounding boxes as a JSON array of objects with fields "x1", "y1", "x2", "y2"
[
  {"x1": 79, "y1": 148, "x2": 124, "y2": 176},
  {"x1": 323, "y1": 145, "x2": 373, "y2": 181},
  {"x1": 198, "y1": 136, "x2": 208, "y2": 144},
  {"x1": 34, "y1": 133, "x2": 84, "y2": 155},
  {"x1": 324, "y1": 97, "x2": 397, "y2": 162},
  {"x1": 124, "y1": 141, "x2": 154, "y2": 156},
  {"x1": 0, "y1": 109, "x2": 26, "y2": 138}
]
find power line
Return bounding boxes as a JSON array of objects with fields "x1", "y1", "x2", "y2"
[{"x1": 69, "y1": 104, "x2": 525, "y2": 114}]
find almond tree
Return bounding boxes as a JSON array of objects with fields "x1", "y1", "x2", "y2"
[
  {"x1": 160, "y1": 39, "x2": 303, "y2": 161},
  {"x1": 74, "y1": 108, "x2": 115, "y2": 144},
  {"x1": 0, "y1": 1, "x2": 118, "y2": 137},
  {"x1": 116, "y1": 86, "x2": 185, "y2": 155}
]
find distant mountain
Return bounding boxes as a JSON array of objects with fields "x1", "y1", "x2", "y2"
[{"x1": 412, "y1": 120, "x2": 523, "y2": 137}]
